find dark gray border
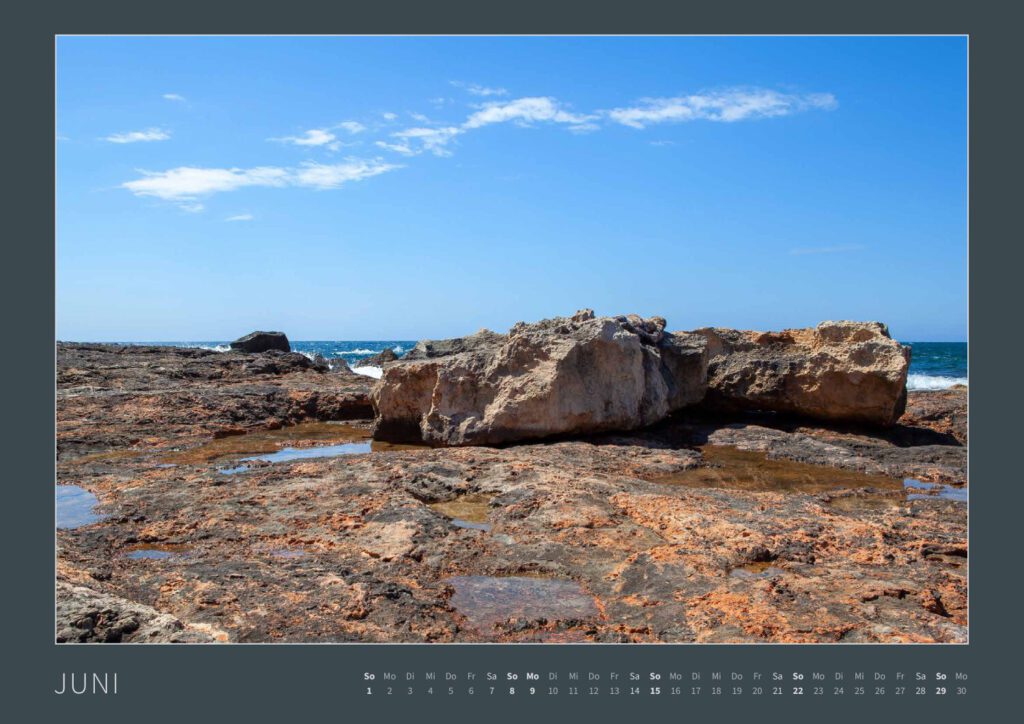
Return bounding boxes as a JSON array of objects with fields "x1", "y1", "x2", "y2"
[{"x1": 9, "y1": 0, "x2": 1017, "y2": 720}]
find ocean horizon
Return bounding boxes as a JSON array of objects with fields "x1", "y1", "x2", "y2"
[{"x1": 71, "y1": 339, "x2": 967, "y2": 391}]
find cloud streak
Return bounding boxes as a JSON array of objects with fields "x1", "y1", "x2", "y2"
[
  {"x1": 271, "y1": 122, "x2": 366, "y2": 150},
  {"x1": 451, "y1": 81, "x2": 508, "y2": 97},
  {"x1": 163, "y1": 93, "x2": 186, "y2": 102},
  {"x1": 377, "y1": 96, "x2": 598, "y2": 157},
  {"x1": 121, "y1": 159, "x2": 400, "y2": 203},
  {"x1": 607, "y1": 89, "x2": 837, "y2": 129},
  {"x1": 464, "y1": 96, "x2": 595, "y2": 130},
  {"x1": 104, "y1": 128, "x2": 171, "y2": 143},
  {"x1": 271, "y1": 128, "x2": 336, "y2": 147}
]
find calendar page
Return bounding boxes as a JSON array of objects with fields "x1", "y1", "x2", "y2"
[{"x1": 10, "y1": 1, "x2": 1016, "y2": 721}]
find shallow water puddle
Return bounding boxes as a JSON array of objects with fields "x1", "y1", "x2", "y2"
[
  {"x1": 653, "y1": 446, "x2": 907, "y2": 494},
  {"x1": 904, "y1": 479, "x2": 968, "y2": 503},
  {"x1": 162, "y1": 422, "x2": 373, "y2": 465},
  {"x1": 430, "y1": 493, "x2": 494, "y2": 531},
  {"x1": 242, "y1": 441, "x2": 373, "y2": 464},
  {"x1": 729, "y1": 560, "x2": 786, "y2": 579},
  {"x1": 445, "y1": 576, "x2": 600, "y2": 632},
  {"x1": 451, "y1": 519, "x2": 491, "y2": 531},
  {"x1": 652, "y1": 445, "x2": 968, "y2": 510},
  {"x1": 56, "y1": 485, "x2": 106, "y2": 529},
  {"x1": 122, "y1": 544, "x2": 189, "y2": 560},
  {"x1": 268, "y1": 548, "x2": 307, "y2": 559},
  {"x1": 218, "y1": 465, "x2": 251, "y2": 475}
]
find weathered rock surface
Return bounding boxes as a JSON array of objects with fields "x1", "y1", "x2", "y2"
[
  {"x1": 695, "y1": 321, "x2": 911, "y2": 426},
  {"x1": 230, "y1": 330, "x2": 290, "y2": 353},
  {"x1": 56, "y1": 581, "x2": 220, "y2": 643},
  {"x1": 57, "y1": 343, "x2": 373, "y2": 461},
  {"x1": 900, "y1": 389, "x2": 967, "y2": 444},
  {"x1": 372, "y1": 310, "x2": 708, "y2": 446},
  {"x1": 56, "y1": 341, "x2": 966, "y2": 644}
]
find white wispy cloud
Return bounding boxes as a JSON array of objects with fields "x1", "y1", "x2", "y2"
[
  {"x1": 789, "y1": 243, "x2": 866, "y2": 256},
  {"x1": 376, "y1": 96, "x2": 597, "y2": 157},
  {"x1": 121, "y1": 159, "x2": 400, "y2": 203},
  {"x1": 463, "y1": 97, "x2": 595, "y2": 129},
  {"x1": 163, "y1": 93, "x2": 186, "y2": 102},
  {"x1": 225, "y1": 213, "x2": 254, "y2": 222},
  {"x1": 381, "y1": 112, "x2": 398, "y2": 121},
  {"x1": 270, "y1": 121, "x2": 365, "y2": 150},
  {"x1": 337, "y1": 121, "x2": 365, "y2": 134},
  {"x1": 391, "y1": 126, "x2": 461, "y2": 156},
  {"x1": 291, "y1": 159, "x2": 399, "y2": 189},
  {"x1": 451, "y1": 81, "x2": 508, "y2": 97},
  {"x1": 179, "y1": 202, "x2": 205, "y2": 213},
  {"x1": 271, "y1": 128, "x2": 337, "y2": 147},
  {"x1": 123, "y1": 166, "x2": 290, "y2": 200},
  {"x1": 607, "y1": 89, "x2": 838, "y2": 129},
  {"x1": 104, "y1": 128, "x2": 171, "y2": 144},
  {"x1": 374, "y1": 141, "x2": 416, "y2": 156}
]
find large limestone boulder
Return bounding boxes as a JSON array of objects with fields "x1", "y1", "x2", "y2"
[
  {"x1": 372, "y1": 310, "x2": 708, "y2": 446},
  {"x1": 694, "y1": 321, "x2": 911, "y2": 426},
  {"x1": 230, "y1": 331, "x2": 290, "y2": 353}
]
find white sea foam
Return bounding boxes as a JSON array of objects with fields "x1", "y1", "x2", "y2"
[
  {"x1": 195, "y1": 344, "x2": 230, "y2": 353},
  {"x1": 351, "y1": 365, "x2": 383, "y2": 380},
  {"x1": 906, "y1": 374, "x2": 968, "y2": 391},
  {"x1": 392, "y1": 345, "x2": 405, "y2": 354},
  {"x1": 345, "y1": 348, "x2": 378, "y2": 355}
]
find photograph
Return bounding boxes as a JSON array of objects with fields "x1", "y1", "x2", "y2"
[{"x1": 55, "y1": 34, "x2": 967, "y2": 644}]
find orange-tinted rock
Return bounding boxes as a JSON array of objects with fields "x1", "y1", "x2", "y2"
[{"x1": 695, "y1": 321, "x2": 911, "y2": 426}]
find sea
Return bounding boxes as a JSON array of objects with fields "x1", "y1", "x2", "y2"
[{"x1": 151, "y1": 340, "x2": 967, "y2": 390}]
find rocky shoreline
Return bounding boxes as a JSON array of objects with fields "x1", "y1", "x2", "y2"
[{"x1": 55, "y1": 315, "x2": 966, "y2": 643}]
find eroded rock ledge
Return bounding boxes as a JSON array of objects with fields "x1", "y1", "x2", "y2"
[{"x1": 57, "y1": 343, "x2": 374, "y2": 460}]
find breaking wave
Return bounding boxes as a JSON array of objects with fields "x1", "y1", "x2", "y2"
[
  {"x1": 906, "y1": 374, "x2": 967, "y2": 391},
  {"x1": 351, "y1": 365, "x2": 383, "y2": 380},
  {"x1": 195, "y1": 344, "x2": 230, "y2": 352}
]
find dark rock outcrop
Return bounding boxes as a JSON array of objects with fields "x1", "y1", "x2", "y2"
[
  {"x1": 230, "y1": 331, "x2": 290, "y2": 353},
  {"x1": 357, "y1": 348, "x2": 398, "y2": 368},
  {"x1": 56, "y1": 343, "x2": 373, "y2": 460}
]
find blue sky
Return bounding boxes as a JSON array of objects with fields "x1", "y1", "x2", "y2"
[{"x1": 56, "y1": 36, "x2": 967, "y2": 342}]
